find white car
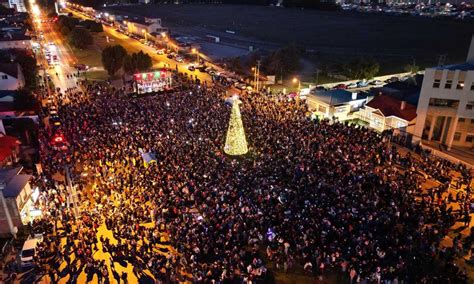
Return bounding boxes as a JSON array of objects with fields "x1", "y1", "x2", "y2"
[
  {"x1": 346, "y1": 82, "x2": 358, "y2": 89},
  {"x1": 371, "y1": 80, "x2": 383, "y2": 86},
  {"x1": 20, "y1": 235, "x2": 42, "y2": 267},
  {"x1": 175, "y1": 56, "x2": 184, "y2": 63}
]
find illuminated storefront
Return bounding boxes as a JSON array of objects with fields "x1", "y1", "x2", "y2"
[{"x1": 133, "y1": 70, "x2": 172, "y2": 94}]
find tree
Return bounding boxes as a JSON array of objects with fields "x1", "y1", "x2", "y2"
[
  {"x1": 123, "y1": 51, "x2": 152, "y2": 74},
  {"x1": 14, "y1": 89, "x2": 36, "y2": 110},
  {"x1": 262, "y1": 43, "x2": 301, "y2": 77},
  {"x1": 61, "y1": 26, "x2": 71, "y2": 36},
  {"x1": 102, "y1": 45, "x2": 127, "y2": 76},
  {"x1": 404, "y1": 64, "x2": 419, "y2": 74},
  {"x1": 224, "y1": 99, "x2": 248, "y2": 156},
  {"x1": 14, "y1": 51, "x2": 37, "y2": 90},
  {"x1": 69, "y1": 28, "x2": 93, "y2": 49},
  {"x1": 343, "y1": 58, "x2": 379, "y2": 80}
]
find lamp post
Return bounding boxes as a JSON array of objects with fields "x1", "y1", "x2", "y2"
[
  {"x1": 192, "y1": 48, "x2": 199, "y2": 64},
  {"x1": 252, "y1": 67, "x2": 256, "y2": 90},
  {"x1": 293, "y1": 77, "x2": 301, "y2": 92},
  {"x1": 142, "y1": 29, "x2": 147, "y2": 42}
]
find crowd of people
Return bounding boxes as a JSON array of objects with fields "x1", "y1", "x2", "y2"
[{"x1": 25, "y1": 72, "x2": 473, "y2": 283}]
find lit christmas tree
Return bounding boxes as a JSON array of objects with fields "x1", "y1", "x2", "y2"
[{"x1": 224, "y1": 98, "x2": 248, "y2": 156}]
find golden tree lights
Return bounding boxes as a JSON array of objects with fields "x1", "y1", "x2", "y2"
[{"x1": 224, "y1": 98, "x2": 248, "y2": 156}]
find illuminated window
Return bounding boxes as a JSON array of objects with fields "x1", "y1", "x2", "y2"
[{"x1": 457, "y1": 81, "x2": 464, "y2": 90}]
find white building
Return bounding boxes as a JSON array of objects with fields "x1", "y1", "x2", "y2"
[
  {"x1": 413, "y1": 36, "x2": 474, "y2": 150},
  {"x1": 0, "y1": 33, "x2": 32, "y2": 50},
  {"x1": 306, "y1": 89, "x2": 367, "y2": 121},
  {"x1": 0, "y1": 63, "x2": 25, "y2": 90},
  {"x1": 125, "y1": 17, "x2": 163, "y2": 38},
  {"x1": 8, "y1": 0, "x2": 26, "y2": 12},
  {"x1": 358, "y1": 95, "x2": 417, "y2": 133},
  {"x1": 0, "y1": 168, "x2": 33, "y2": 237}
]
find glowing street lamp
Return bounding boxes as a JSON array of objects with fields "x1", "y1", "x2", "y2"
[
  {"x1": 192, "y1": 48, "x2": 199, "y2": 64},
  {"x1": 293, "y1": 77, "x2": 301, "y2": 92}
]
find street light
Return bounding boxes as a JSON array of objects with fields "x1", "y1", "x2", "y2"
[
  {"x1": 293, "y1": 77, "x2": 301, "y2": 92},
  {"x1": 192, "y1": 48, "x2": 198, "y2": 64},
  {"x1": 142, "y1": 29, "x2": 147, "y2": 41},
  {"x1": 252, "y1": 67, "x2": 257, "y2": 90}
]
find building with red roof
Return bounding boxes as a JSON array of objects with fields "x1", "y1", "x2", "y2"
[{"x1": 358, "y1": 95, "x2": 417, "y2": 133}]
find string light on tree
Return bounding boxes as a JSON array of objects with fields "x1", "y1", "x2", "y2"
[{"x1": 224, "y1": 96, "x2": 248, "y2": 156}]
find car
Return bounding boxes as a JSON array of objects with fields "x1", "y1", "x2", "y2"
[
  {"x1": 196, "y1": 65, "x2": 207, "y2": 72},
  {"x1": 74, "y1": 63, "x2": 89, "y2": 71},
  {"x1": 187, "y1": 65, "x2": 195, "y2": 71},
  {"x1": 157, "y1": 49, "x2": 165, "y2": 55},
  {"x1": 167, "y1": 53, "x2": 176, "y2": 59},
  {"x1": 20, "y1": 235, "x2": 42, "y2": 267},
  {"x1": 346, "y1": 82, "x2": 358, "y2": 89},
  {"x1": 357, "y1": 80, "x2": 369, "y2": 88},
  {"x1": 370, "y1": 80, "x2": 383, "y2": 86},
  {"x1": 334, "y1": 84, "x2": 347, "y2": 89},
  {"x1": 385, "y1": 76, "x2": 399, "y2": 83},
  {"x1": 175, "y1": 56, "x2": 184, "y2": 63}
]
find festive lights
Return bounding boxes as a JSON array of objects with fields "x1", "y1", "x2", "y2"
[{"x1": 224, "y1": 98, "x2": 248, "y2": 156}]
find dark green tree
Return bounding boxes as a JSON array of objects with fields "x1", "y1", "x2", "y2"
[
  {"x1": 14, "y1": 51, "x2": 37, "y2": 90},
  {"x1": 14, "y1": 89, "x2": 36, "y2": 111},
  {"x1": 102, "y1": 45, "x2": 128, "y2": 76},
  {"x1": 344, "y1": 58, "x2": 379, "y2": 80},
  {"x1": 68, "y1": 28, "x2": 93, "y2": 49},
  {"x1": 123, "y1": 51, "x2": 152, "y2": 74}
]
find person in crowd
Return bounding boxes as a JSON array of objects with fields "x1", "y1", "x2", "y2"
[{"x1": 28, "y1": 72, "x2": 471, "y2": 283}]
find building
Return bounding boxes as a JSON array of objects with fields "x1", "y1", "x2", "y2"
[
  {"x1": 7, "y1": 0, "x2": 25, "y2": 12},
  {"x1": 306, "y1": 89, "x2": 367, "y2": 121},
  {"x1": 0, "y1": 134, "x2": 20, "y2": 167},
  {"x1": 370, "y1": 75, "x2": 422, "y2": 106},
  {"x1": 0, "y1": 167, "x2": 32, "y2": 236},
  {"x1": 358, "y1": 95, "x2": 417, "y2": 133},
  {"x1": 125, "y1": 17, "x2": 163, "y2": 38},
  {"x1": 413, "y1": 36, "x2": 474, "y2": 150},
  {"x1": 0, "y1": 32, "x2": 31, "y2": 50},
  {"x1": 0, "y1": 63, "x2": 24, "y2": 90}
]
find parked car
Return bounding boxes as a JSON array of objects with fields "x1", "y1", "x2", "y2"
[
  {"x1": 196, "y1": 65, "x2": 207, "y2": 72},
  {"x1": 167, "y1": 53, "x2": 176, "y2": 59},
  {"x1": 347, "y1": 82, "x2": 358, "y2": 89},
  {"x1": 187, "y1": 65, "x2": 196, "y2": 71},
  {"x1": 357, "y1": 80, "x2": 369, "y2": 88},
  {"x1": 157, "y1": 49, "x2": 165, "y2": 55},
  {"x1": 20, "y1": 235, "x2": 42, "y2": 268},
  {"x1": 175, "y1": 56, "x2": 184, "y2": 63},
  {"x1": 370, "y1": 80, "x2": 383, "y2": 86},
  {"x1": 385, "y1": 76, "x2": 399, "y2": 83},
  {"x1": 74, "y1": 63, "x2": 89, "y2": 71},
  {"x1": 334, "y1": 84, "x2": 347, "y2": 89}
]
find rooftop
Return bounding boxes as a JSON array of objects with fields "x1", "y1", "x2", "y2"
[
  {"x1": 0, "y1": 63, "x2": 19, "y2": 78},
  {"x1": 308, "y1": 89, "x2": 367, "y2": 106},
  {"x1": 435, "y1": 62, "x2": 474, "y2": 71},
  {"x1": 0, "y1": 167, "x2": 30, "y2": 198},
  {"x1": 366, "y1": 94, "x2": 417, "y2": 121},
  {"x1": 0, "y1": 32, "x2": 31, "y2": 42}
]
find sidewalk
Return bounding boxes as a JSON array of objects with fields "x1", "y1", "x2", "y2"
[{"x1": 421, "y1": 141, "x2": 474, "y2": 168}]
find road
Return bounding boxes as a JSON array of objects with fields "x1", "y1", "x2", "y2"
[
  {"x1": 66, "y1": 8, "x2": 214, "y2": 84},
  {"x1": 33, "y1": 19, "x2": 80, "y2": 94}
]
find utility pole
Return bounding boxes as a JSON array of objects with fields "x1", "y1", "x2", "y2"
[
  {"x1": 256, "y1": 60, "x2": 261, "y2": 92},
  {"x1": 438, "y1": 54, "x2": 447, "y2": 67},
  {"x1": 65, "y1": 165, "x2": 79, "y2": 219}
]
